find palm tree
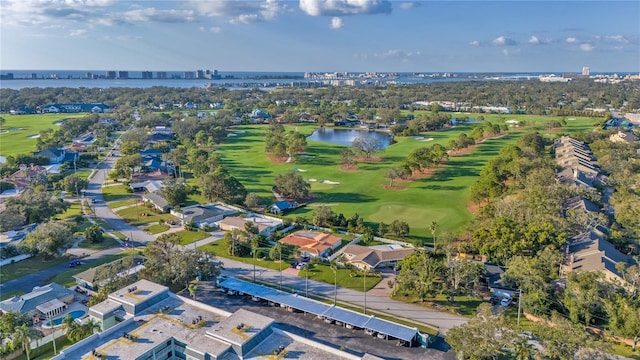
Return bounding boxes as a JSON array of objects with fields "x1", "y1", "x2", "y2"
[
  {"x1": 429, "y1": 221, "x2": 438, "y2": 248},
  {"x1": 188, "y1": 280, "x2": 199, "y2": 300},
  {"x1": 81, "y1": 319, "x2": 101, "y2": 339},
  {"x1": 13, "y1": 324, "x2": 37, "y2": 360},
  {"x1": 62, "y1": 315, "x2": 82, "y2": 343},
  {"x1": 513, "y1": 338, "x2": 537, "y2": 360}
]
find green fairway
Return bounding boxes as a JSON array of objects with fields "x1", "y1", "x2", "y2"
[
  {"x1": 0, "y1": 113, "x2": 85, "y2": 157},
  {"x1": 216, "y1": 116, "x2": 598, "y2": 239}
]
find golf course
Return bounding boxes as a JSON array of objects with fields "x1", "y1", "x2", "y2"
[
  {"x1": 217, "y1": 114, "x2": 599, "y2": 241},
  {"x1": 0, "y1": 113, "x2": 85, "y2": 157}
]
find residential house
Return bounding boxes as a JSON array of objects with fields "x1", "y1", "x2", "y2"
[
  {"x1": 217, "y1": 215, "x2": 282, "y2": 236},
  {"x1": 33, "y1": 148, "x2": 65, "y2": 164},
  {"x1": 0, "y1": 283, "x2": 75, "y2": 322},
  {"x1": 563, "y1": 231, "x2": 637, "y2": 285},
  {"x1": 41, "y1": 103, "x2": 110, "y2": 113},
  {"x1": 72, "y1": 131, "x2": 96, "y2": 145},
  {"x1": 3, "y1": 164, "x2": 48, "y2": 190},
  {"x1": 130, "y1": 180, "x2": 163, "y2": 193},
  {"x1": 556, "y1": 168, "x2": 596, "y2": 190},
  {"x1": 73, "y1": 256, "x2": 146, "y2": 291},
  {"x1": 562, "y1": 196, "x2": 601, "y2": 216},
  {"x1": 172, "y1": 204, "x2": 237, "y2": 228},
  {"x1": 480, "y1": 263, "x2": 515, "y2": 299},
  {"x1": 279, "y1": 231, "x2": 343, "y2": 258},
  {"x1": 142, "y1": 191, "x2": 170, "y2": 213},
  {"x1": 269, "y1": 201, "x2": 297, "y2": 214},
  {"x1": 341, "y1": 244, "x2": 416, "y2": 270},
  {"x1": 609, "y1": 131, "x2": 639, "y2": 144}
]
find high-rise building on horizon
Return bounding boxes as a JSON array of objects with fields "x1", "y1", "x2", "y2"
[
  {"x1": 582, "y1": 67, "x2": 590, "y2": 76},
  {"x1": 142, "y1": 71, "x2": 153, "y2": 79},
  {"x1": 157, "y1": 71, "x2": 167, "y2": 79},
  {"x1": 117, "y1": 71, "x2": 129, "y2": 79},
  {"x1": 105, "y1": 71, "x2": 116, "y2": 79}
]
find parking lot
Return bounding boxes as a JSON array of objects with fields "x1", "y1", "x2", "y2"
[{"x1": 194, "y1": 282, "x2": 456, "y2": 360}]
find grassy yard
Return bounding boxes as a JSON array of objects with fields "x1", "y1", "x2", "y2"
[
  {"x1": 199, "y1": 238, "x2": 288, "y2": 272},
  {"x1": 102, "y1": 184, "x2": 133, "y2": 202},
  {"x1": 174, "y1": 229, "x2": 209, "y2": 245},
  {"x1": 107, "y1": 197, "x2": 138, "y2": 209},
  {"x1": 391, "y1": 293, "x2": 484, "y2": 317},
  {"x1": 144, "y1": 223, "x2": 170, "y2": 234},
  {"x1": 109, "y1": 231, "x2": 128, "y2": 240},
  {"x1": 0, "y1": 113, "x2": 85, "y2": 157},
  {"x1": 115, "y1": 206, "x2": 179, "y2": 226},
  {"x1": 0, "y1": 289, "x2": 24, "y2": 301},
  {"x1": 303, "y1": 263, "x2": 382, "y2": 292},
  {"x1": 53, "y1": 201, "x2": 83, "y2": 220},
  {"x1": 77, "y1": 236, "x2": 120, "y2": 250},
  {"x1": 15, "y1": 335, "x2": 73, "y2": 360},
  {"x1": 0, "y1": 255, "x2": 69, "y2": 283},
  {"x1": 217, "y1": 117, "x2": 598, "y2": 239}
]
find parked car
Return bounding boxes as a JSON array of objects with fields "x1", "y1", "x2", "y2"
[{"x1": 500, "y1": 296, "x2": 512, "y2": 307}]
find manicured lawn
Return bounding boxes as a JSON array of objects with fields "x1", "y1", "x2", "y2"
[
  {"x1": 0, "y1": 113, "x2": 85, "y2": 157},
  {"x1": 51, "y1": 249, "x2": 140, "y2": 287},
  {"x1": 15, "y1": 334, "x2": 73, "y2": 360},
  {"x1": 144, "y1": 223, "x2": 170, "y2": 234},
  {"x1": 217, "y1": 118, "x2": 598, "y2": 239},
  {"x1": 116, "y1": 206, "x2": 180, "y2": 226},
  {"x1": 110, "y1": 231, "x2": 128, "y2": 240},
  {"x1": 391, "y1": 293, "x2": 484, "y2": 317},
  {"x1": 303, "y1": 263, "x2": 382, "y2": 292},
  {"x1": 102, "y1": 184, "x2": 133, "y2": 202},
  {"x1": 174, "y1": 229, "x2": 209, "y2": 245},
  {"x1": 0, "y1": 255, "x2": 69, "y2": 283},
  {"x1": 77, "y1": 236, "x2": 120, "y2": 250},
  {"x1": 53, "y1": 201, "x2": 82, "y2": 220},
  {"x1": 74, "y1": 169, "x2": 93, "y2": 180},
  {"x1": 107, "y1": 197, "x2": 138, "y2": 209}
]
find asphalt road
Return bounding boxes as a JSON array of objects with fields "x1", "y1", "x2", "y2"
[{"x1": 85, "y1": 148, "x2": 154, "y2": 245}]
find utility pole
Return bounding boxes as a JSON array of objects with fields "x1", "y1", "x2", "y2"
[
  {"x1": 279, "y1": 249, "x2": 282, "y2": 290},
  {"x1": 363, "y1": 268, "x2": 367, "y2": 314},
  {"x1": 517, "y1": 289, "x2": 523, "y2": 326},
  {"x1": 253, "y1": 249, "x2": 256, "y2": 283}
]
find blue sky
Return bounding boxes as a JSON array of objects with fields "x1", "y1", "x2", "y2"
[{"x1": 1, "y1": 1, "x2": 638, "y2": 72}]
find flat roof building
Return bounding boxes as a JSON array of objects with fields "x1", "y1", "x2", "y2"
[{"x1": 54, "y1": 279, "x2": 361, "y2": 360}]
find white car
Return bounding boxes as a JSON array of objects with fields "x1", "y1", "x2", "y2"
[{"x1": 500, "y1": 296, "x2": 512, "y2": 307}]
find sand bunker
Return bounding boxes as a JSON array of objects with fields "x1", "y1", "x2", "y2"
[
  {"x1": 413, "y1": 136, "x2": 425, "y2": 140},
  {"x1": 420, "y1": 138, "x2": 434, "y2": 142},
  {"x1": 308, "y1": 178, "x2": 317, "y2": 182},
  {"x1": 227, "y1": 133, "x2": 237, "y2": 137},
  {"x1": 568, "y1": 118, "x2": 577, "y2": 121},
  {"x1": 299, "y1": 154, "x2": 315, "y2": 158},
  {"x1": 293, "y1": 168, "x2": 307, "y2": 172},
  {"x1": 8, "y1": 127, "x2": 23, "y2": 131},
  {"x1": 27, "y1": 134, "x2": 41, "y2": 139},
  {"x1": 320, "y1": 180, "x2": 340, "y2": 185}
]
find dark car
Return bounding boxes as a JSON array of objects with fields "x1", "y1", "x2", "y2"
[{"x1": 69, "y1": 260, "x2": 82, "y2": 268}]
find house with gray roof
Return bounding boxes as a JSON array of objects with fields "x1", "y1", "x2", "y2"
[
  {"x1": 0, "y1": 283, "x2": 75, "y2": 320},
  {"x1": 142, "y1": 191, "x2": 170, "y2": 213},
  {"x1": 172, "y1": 204, "x2": 237, "y2": 228}
]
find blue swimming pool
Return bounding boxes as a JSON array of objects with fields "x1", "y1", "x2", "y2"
[{"x1": 45, "y1": 310, "x2": 86, "y2": 327}]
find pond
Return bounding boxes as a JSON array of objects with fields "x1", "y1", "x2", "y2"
[{"x1": 307, "y1": 128, "x2": 394, "y2": 148}]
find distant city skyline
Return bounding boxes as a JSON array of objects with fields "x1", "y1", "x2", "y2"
[{"x1": 1, "y1": 1, "x2": 638, "y2": 73}]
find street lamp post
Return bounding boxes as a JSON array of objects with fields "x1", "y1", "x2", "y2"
[
  {"x1": 331, "y1": 265, "x2": 337, "y2": 305},
  {"x1": 279, "y1": 249, "x2": 283, "y2": 290},
  {"x1": 253, "y1": 249, "x2": 257, "y2": 283},
  {"x1": 304, "y1": 265, "x2": 309, "y2": 297}
]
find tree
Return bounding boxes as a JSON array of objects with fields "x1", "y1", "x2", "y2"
[
  {"x1": 443, "y1": 258, "x2": 483, "y2": 300},
  {"x1": 62, "y1": 315, "x2": 83, "y2": 343},
  {"x1": 161, "y1": 178, "x2": 188, "y2": 206},
  {"x1": 113, "y1": 154, "x2": 142, "y2": 179},
  {"x1": 61, "y1": 174, "x2": 88, "y2": 197},
  {"x1": 534, "y1": 312, "x2": 600, "y2": 360},
  {"x1": 352, "y1": 136, "x2": 383, "y2": 159},
  {"x1": 199, "y1": 168, "x2": 246, "y2": 204},
  {"x1": 385, "y1": 167, "x2": 407, "y2": 186},
  {"x1": 389, "y1": 219, "x2": 410, "y2": 237},
  {"x1": 13, "y1": 324, "x2": 38, "y2": 360},
  {"x1": 446, "y1": 303, "x2": 518, "y2": 360},
  {"x1": 245, "y1": 193, "x2": 261, "y2": 209},
  {"x1": 84, "y1": 223, "x2": 104, "y2": 244},
  {"x1": 340, "y1": 148, "x2": 357, "y2": 169},
  {"x1": 225, "y1": 229, "x2": 249, "y2": 257},
  {"x1": 0, "y1": 311, "x2": 29, "y2": 340},
  {"x1": 604, "y1": 293, "x2": 640, "y2": 350},
  {"x1": 120, "y1": 141, "x2": 142, "y2": 155},
  {"x1": 564, "y1": 271, "x2": 607, "y2": 325},
  {"x1": 19, "y1": 222, "x2": 74, "y2": 258},
  {"x1": 144, "y1": 233, "x2": 222, "y2": 288},
  {"x1": 429, "y1": 221, "x2": 438, "y2": 247},
  {"x1": 395, "y1": 251, "x2": 443, "y2": 301},
  {"x1": 312, "y1": 205, "x2": 334, "y2": 227},
  {"x1": 188, "y1": 280, "x2": 199, "y2": 300},
  {"x1": 274, "y1": 172, "x2": 310, "y2": 200}
]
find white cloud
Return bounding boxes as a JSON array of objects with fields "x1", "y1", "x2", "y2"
[
  {"x1": 399, "y1": 2, "x2": 419, "y2": 10},
  {"x1": 69, "y1": 29, "x2": 87, "y2": 37},
  {"x1": 502, "y1": 48, "x2": 520, "y2": 56},
  {"x1": 120, "y1": 8, "x2": 196, "y2": 24},
  {"x1": 200, "y1": 26, "x2": 222, "y2": 33},
  {"x1": 330, "y1": 17, "x2": 343, "y2": 29},
  {"x1": 299, "y1": 0, "x2": 392, "y2": 17},
  {"x1": 604, "y1": 35, "x2": 629, "y2": 43},
  {"x1": 492, "y1": 36, "x2": 517, "y2": 46},
  {"x1": 580, "y1": 43, "x2": 594, "y2": 51},
  {"x1": 469, "y1": 40, "x2": 480, "y2": 46},
  {"x1": 191, "y1": 0, "x2": 287, "y2": 23},
  {"x1": 374, "y1": 49, "x2": 420, "y2": 59},
  {"x1": 565, "y1": 36, "x2": 577, "y2": 43},
  {"x1": 528, "y1": 36, "x2": 539, "y2": 44}
]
